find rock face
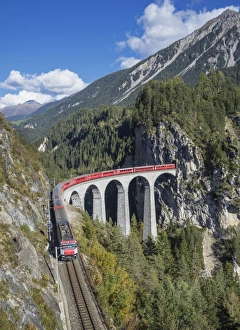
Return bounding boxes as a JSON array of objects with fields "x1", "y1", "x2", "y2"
[
  {"x1": 132, "y1": 117, "x2": 240, "y2": 235},
  {"x1": 0, "y1": 122, "x2": 61, "y2": 329}
]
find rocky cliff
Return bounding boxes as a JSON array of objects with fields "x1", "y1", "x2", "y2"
[
  {"x1": 132, "y1": 115, "x2": 240, "y2": 236},
  {"x1": 0, "y1": 116, "x2": 61, "y2": 329}
]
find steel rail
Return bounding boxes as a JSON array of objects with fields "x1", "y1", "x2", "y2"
[{"x1": 67, "y1": 261, "x2": 96, "y2": 330}]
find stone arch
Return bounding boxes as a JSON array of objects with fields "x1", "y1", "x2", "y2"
[
  {"x1": 85, "y1": 185, "x2": 102, "y2": 221},
  {"x1": 69, "y1": 191, "x2": 81, "y2": 207},
  {"x1": 128, "y1": 175, "x2": 157, "y2": 240},
  {"x1": 128, "y1": 175, "x2": 150, "y2": 223},
  {"x1": 105, "y1": 180, "x2": 118, "y2": 224},
  {"x1": 105, "y1": 179, "x2": 130, "y2": 236}
]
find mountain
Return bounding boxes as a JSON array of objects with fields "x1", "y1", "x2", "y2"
[
  {"x1": 37, "y1": 66, "x2": 240, "y2": 235},
  {"x1": 14, "y1": 9, "x2": 240, "y2": 142},
  {"x1": 0, "y1": 113, "x2": 64, "y2": 328},
  {"x1": 2, "y1": 10, "x2": 240, "y2": 326},
  {"x1": 2, "y1": 104, "x2": 240, "y2": 328},
  {"x1": 1, "y1": 100, "x2": 41, "y2": 121}
]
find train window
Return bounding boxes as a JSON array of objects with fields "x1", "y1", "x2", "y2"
[{"x1": 61, "y1": 242, "x2": 77, "y2": 249}]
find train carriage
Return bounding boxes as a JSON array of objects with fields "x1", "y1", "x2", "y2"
[
  {"x1": 52, "y1": 186, "x2": 78, "y2": 261},
  {"x1": 60, "y1": 164, "x2": 176, "y2": 192}
]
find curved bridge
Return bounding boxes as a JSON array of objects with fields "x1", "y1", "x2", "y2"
[{"x1": 61, "y1": 165, "x2": 176, "y2": 240}]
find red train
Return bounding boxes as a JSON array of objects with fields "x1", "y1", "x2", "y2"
[
  {"x1": 52, "y1": 187, "x2": 78, "y2": 261},
  {"x1": 51, "y1": 163, "x2": 175, "y2": 260},
  {"x1": 60, "y1": 163, "x2": 176, "y2": 192}
]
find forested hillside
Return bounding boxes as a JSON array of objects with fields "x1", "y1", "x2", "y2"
[
  {"x1": 222, "y1": 61, "x2": 240, "y2": 86},
  {"x1": 36, "y1": 69, "x2": 240, "y2": 328},
  {"x1": 134, "y1": 70, "x2": 240, "y2": 172},
  {"x1": 3, "y1": 64, "x2": 240, "y2": 329},
  {"x1": 38, "y1": 105, "x2": 134, "y2": 182},
  {"x1": 74, "y1": 210, "x2": 240, "y2": 329},
  {"x1": 39, "y1": 69, "x2": 240, "y2": 180}
]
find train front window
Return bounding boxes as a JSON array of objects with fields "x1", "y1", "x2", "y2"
[{"x1": 61, "y1": 243, "x2": 77, "y2": 249}]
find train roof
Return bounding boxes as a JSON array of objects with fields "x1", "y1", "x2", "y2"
[{"x1": 57, "y1": 218, "x2": 73, "y2": 240}]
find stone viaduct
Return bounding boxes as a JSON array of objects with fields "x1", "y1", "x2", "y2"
[{"x1": 62, "y1": 167, "x2": 176, "y2": 240}]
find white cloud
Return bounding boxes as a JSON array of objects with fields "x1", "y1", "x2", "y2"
[
  {"x1": 116, "y1": 41, "x2": 126, "y2": 52},
  {"x1": 0, "y1": 69, "x2": 88, "y2": 108},
  {"x1": 0, "y1": 91, "x2": 53, "y2": 108},
  {"x1": 116, "y1": 0, "x2": 240, "y2": 68},
  {"x1": 115, "y1": 57, "x2": 141, "y2": 69}
]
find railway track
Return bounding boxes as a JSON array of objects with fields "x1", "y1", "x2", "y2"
[
  {"x1": 59, "y1": 257, "x2": 107, "y2": 330},
  {"x1": 67, "y1": 260, "x2": 96, "y2": 329}
]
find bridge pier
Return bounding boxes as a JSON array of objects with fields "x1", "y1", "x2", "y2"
[
  {"x1": 143, "y1": 180, "x2": 157, "y2": 240},
  {"x1": 92, "y1": 187, "x2": 103, "y2": 221},
  {"x1": 116, "y1": 182, "x2": 130, "y2": 236}
]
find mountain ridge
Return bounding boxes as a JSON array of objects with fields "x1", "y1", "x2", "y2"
[
  {"x1": 1, "y1": 100, "x2": 41, "y2": 121},
  {"x1": 13, "y1": 9, "x2": 240, "y2": 142}
]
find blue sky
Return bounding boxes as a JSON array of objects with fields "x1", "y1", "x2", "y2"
[{"x1": 0, "y1": 0, "x2": 239, "y2": 108}]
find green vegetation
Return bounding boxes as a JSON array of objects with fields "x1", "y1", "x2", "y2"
[
  {"x1": 0, "y1": 308, "x2": 17, "y2": 330},
  {"x1": 221, "y1": 61, "x2": 240, "y2": 87},
  {"x1": 134, "y1": 71, "x2": 240, "y2": 171},
  {"x1": 20, "y1": 222, "x2": 49, "y2": 257},
  {"x1": 20, "y1": 223, "x2": 31, "y2": 236},
  {"x1": 0, "y1": 113, "x2": 44, "y2": 196},
  {"x1": 1, "y1": 64, "x2": 240, "y2": 329},
  {"x1": 0, "y1": 221, "x2": 19, "y2": 266},
  {"x1": 38, "y1": 69, "x2": 240, "y2": 183},
  {"x1": 38, "y1": 105, "x2": 134, "y2": 181},
  {"x1": 0, "y1": 280, "x2": 9, "y2": 300},
  {"x1": 30, "y1": 287, "x2": 60, "y2": 330},
  {"x1": 75, "y1": 211, "x2": 240, "y2": 329}
]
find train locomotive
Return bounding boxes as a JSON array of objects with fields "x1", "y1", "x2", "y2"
[{"x1": 52, "y1": 185, "x2": 78, "y2": 261}]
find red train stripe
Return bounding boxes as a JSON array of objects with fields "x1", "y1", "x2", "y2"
[{"x1": 62, "y1": 164, "x2": 176, "y2": 191}]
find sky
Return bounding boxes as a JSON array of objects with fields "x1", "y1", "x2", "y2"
[{"x1": 0, "y1": 0, "x2": 239, "y2": 109}]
